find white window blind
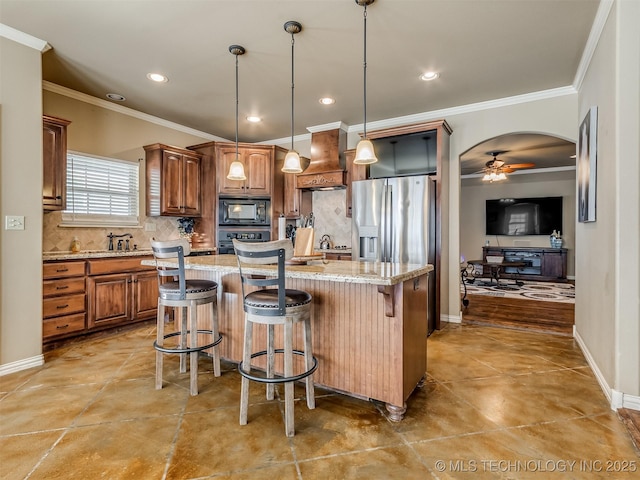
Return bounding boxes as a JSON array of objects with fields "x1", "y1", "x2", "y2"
[{"x1": 62, "y1": 152, "x2": 140, "y2": 227}]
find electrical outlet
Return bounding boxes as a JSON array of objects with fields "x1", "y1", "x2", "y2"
[
  {"x1": 5, "y1": 215, "x2": 25, "y2": 230},
  {"x1": 144, "y1": 222, "x2": 156, "y2": 232}
]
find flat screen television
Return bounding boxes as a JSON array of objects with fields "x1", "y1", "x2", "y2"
[{"x1": 485, "y1": 196, "x2": 563, "y2": 236}]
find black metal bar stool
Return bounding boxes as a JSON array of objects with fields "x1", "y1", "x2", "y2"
[
  {"x1": 233, "y1": 239, "x2": 317, "y2": 437},
  {"x1": 151, "y1": 238, "x2": 222, "y2": 396}
]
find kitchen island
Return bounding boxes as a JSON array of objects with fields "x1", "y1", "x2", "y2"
[{"x1": 142, "y1": 254, "x2": 432, "y2": 420}]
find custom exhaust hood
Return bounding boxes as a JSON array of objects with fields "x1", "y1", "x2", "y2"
[{"x1": 296, "y1": 128, "x2": 347, "y2": 190}]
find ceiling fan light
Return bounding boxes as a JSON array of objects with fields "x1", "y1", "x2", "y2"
[
  {"x1": 227, "y1": 160, "x2": 246, "y2": 181},
  {"x1": 497, "y1": 172, "x2": 507, "y2": 180},
  {"x1": 354, "y1": 139, "x2": 378, "y2": 165},
  {"x1": 482, "y1": 173, "x2": 492, "y2": 182},
  {"x1": 282, "y1": 150, "x2": 303, "y2": 173}
]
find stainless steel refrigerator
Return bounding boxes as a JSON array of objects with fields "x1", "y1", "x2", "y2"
[{"x1": 352, "y1": 175, "x2": 437, "y2": 333}]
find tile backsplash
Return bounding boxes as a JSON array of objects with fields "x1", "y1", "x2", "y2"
[
  {"x1": 43, "y1": 189, "x2": 353, "y2": 252},
  {"x1": 42, "y1": 211, "x2": 180, "y2": 252},
  {"x1": 311, "y1": 189, "x2": 352, "y2": 248}
]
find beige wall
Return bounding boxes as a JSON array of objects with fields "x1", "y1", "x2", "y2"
[
  {"x1": 461, "y1": 170, "x2": 576, "y2": 277},
  {"x1": 0, "y1": 38, "x2": 44, "y2": 366},
  {"x1": 445, "y1": 95, "x2": 579, "y2": 321},
  {"x1": 576, "y1": 0, "x2": 640, "y2": 400},
  {"x1": 42, "y1": 90, "x2": 213, "y2": 253}
]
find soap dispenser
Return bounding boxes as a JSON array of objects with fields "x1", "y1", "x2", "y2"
[{"x1": 71, "y1": 236, "x2": 81, "y2": 253}]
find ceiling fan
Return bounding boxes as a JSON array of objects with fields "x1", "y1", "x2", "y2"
[{"x1": 480, "y1": 151, "x2": 535, "y2": 182}]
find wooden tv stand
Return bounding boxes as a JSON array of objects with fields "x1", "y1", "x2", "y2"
[{"x1": 482, "y1": 246, "x2": 568, "y2": 282}]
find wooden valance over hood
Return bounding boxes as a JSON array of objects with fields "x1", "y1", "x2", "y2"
[{"x1": 296, "y1": 128, "x2": 347, "y2": 190}]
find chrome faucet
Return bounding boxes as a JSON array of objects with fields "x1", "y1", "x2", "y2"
[{"x1": 107, "y1": 233, "x2": 133, "y2": 251}]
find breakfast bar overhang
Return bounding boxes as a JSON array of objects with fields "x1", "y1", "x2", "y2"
[{"x1": 142, "y1": 255, "x2": 432, "y2": 420}]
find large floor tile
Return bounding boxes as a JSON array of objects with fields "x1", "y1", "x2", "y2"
[
  {"x1": 166, "y1": 406, "x2": 295, "y2": 479},
  {"x1": 291, "y1": 394, "x2": 404, "y2": 460},
  {"x1": 27, "y1": 416, "x2": 179, "y2": 480},
  {"x1": 1, "y1": 384, "x2": 102, "y2": 435},
  {"x1": 392, "y1": 381, "x2": 501, "y2": 442},
  {"x1": 3, "y1": 322, "x2": 637, "y2": 479},
  {"x1": 74, "y1": 377, "x2": 189, "y2": 425},
  {"x1": 298, "y1": 445, "x2": 432, "y2": 479},
  {"x1": 0, "y1": 431, "x2": 61, "y2": 480}
]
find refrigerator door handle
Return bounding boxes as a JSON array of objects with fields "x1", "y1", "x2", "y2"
[{"x1": 385, "y1": 184, "x2": 393, "y2": 262}]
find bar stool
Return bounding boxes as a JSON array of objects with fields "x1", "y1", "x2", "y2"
[
  {"x1": 233, "y1": 239, "x2": 317, "y2": 437},
  {"x1": 151, "y1": 238, "x2": 222, "y2": 396}
]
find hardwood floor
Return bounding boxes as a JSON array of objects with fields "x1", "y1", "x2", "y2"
[
  {"x1": 462, "y1": 288, "x2": 575, "y2": 335},
  {"x1": 619, "y1": 408, "x2": 640, "y2": 451}
]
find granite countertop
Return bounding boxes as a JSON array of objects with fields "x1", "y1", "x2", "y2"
[
  {"x1": 43, "y1": 247, "x2": 215, "y2": 261},
  {"x1": 141, "y1": 254, "x2": 432, "y2": 286},
  {"x1": 314, "y1": 248, "x2": 352, "y2": 254}
]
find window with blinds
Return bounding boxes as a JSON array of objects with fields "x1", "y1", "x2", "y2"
[{"x1": 62, "y1": 152, "x2": 140, "y2": 227}]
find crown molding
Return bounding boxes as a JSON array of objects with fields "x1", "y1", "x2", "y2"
[
  {"x1": 0, "y1": 23, "x2": 50, "y2": 52},
  {"x1": 43, "y1": 81, "x2": 226, "y2": 142},
  {"x1": 573, "y1": 0, "x2": 614, "y2": 91},
  {"x1": 346, "y1": 86, "x2": 577, "y2": 135},
  {"x1": 306, "y1": 121, "x2": 348, "y2": 133}
]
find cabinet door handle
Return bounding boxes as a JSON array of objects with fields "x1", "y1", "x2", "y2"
[
  {"x1": 56, "y1": 268, "x2": 69, "y2": 272},
  {"x1": 56, "y1": 285, "x2": 69, "y2": 290},
  {"x1": 56, "y1": 324, "x2": 70, "y2": 329},
  {"x1": 56, "y1": 304, "x2": 69, "y2": 309},
  {"x1": 55, "y1": 195, "x2": 62, "y2": 200}
]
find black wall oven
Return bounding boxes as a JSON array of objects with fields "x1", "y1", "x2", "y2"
[
  {"x1": 219, "y1": 198, "x2": 270, "y2": 226},
  {"x1": 217, "y1": 228, "x2": 271, "y2": 254}
]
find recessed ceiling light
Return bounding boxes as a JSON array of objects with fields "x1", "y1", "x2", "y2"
[
  {"x1": 246, "y1": 116, "x2": 262, "y2": 123},
  {"x1": 106, "y1": 93, "x2": 126, "y2": 101},
  {"x1": 420, "y1": 71, "x2": 439, "y2": 81},
  {"x1": 147, "y1": 72, "x2": 168, "y2": 83},
  {"x1": 319, "y1": 97, "x2": 335, "y2": 105}
]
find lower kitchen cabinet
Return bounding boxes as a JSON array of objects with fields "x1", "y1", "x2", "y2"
[
  {"x1": 87, "y1": 257, "x2": 158, "y2": 329},
  {"x1": 43, "y1": 260, "x2": 87, "y2": 342},
  {"x1": 323, "y1": 253, "x2": 352, "y2": 261},
  {"x1": 43, "y1": 256, "x2": 158, "y2": 345}
]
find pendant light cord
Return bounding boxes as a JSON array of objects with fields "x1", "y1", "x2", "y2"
[
  {"x1": 235, "y1": 52, "x2": 239, "y2": 158},
  {"x1": 363, "y1": 4, "x2": 368, "y2": 139},
  {"x1": 290, "y1": 32, "x2": 295, "y2": 151}
]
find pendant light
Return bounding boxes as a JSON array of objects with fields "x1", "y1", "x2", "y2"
[
  {"x1": 282, "y1": 21, "x2": 303, "y2": 173},
  {"x1": 353, "y1": 0, "x2": 378, "y2": 165},
  {"x1": 227, "y1": 45, "x2": 247, "y2": 181}
]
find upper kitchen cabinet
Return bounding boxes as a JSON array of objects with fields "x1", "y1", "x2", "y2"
[
  {"x1": 43, "y1": 115, "x2": 71, "y2": 211},
  {"x1": 217, "y1": 143, "x2": 275, "y2": 197},
  {"x1": 344, "y1": 149, "x2": 366, "y2": 218},
  {"x1": 144, "y1": 143, "x2": 203, "y2": 217},
  {"x1": 282, "y1": 156, "x2": 311, "y2": 218}
]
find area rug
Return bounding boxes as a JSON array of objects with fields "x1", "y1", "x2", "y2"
[{"x1": 461, "y1": 279, "x2": 575, "y2": 304}]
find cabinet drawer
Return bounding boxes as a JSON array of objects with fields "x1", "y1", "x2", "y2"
[
  {"x1": 43, "y1": 313, "x2": 86, "y2": 339},
  {"x1": 87, "y1": 256, "x2": 154, "y2": 275},
  {"x1": 43, "y1": 261, "x2": 86, "y2": 279},
  {"x1": 43, "y1": 277, "x2": 86, "y2": 297},
  {"x1": 43, "y1": 293, "x2": 85, "y2": 318}
]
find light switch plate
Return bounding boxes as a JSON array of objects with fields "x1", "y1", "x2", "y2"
[
  {"x1": 5, "y1": 215, "x2": 25, "y2": 230},
  {"x1": 144, "y1": 222, "x2": 156, "y2": 232}
]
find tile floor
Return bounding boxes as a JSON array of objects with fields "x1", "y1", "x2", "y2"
[{"x1": 1, "y1": 323, "x2": 638, "y2": 479}]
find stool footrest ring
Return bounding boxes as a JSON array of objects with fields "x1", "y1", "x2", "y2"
[
  {"x1": 238, "y1": 349, "x2": 318, "y2": 384},
  {"x1": 153, "y1": 329, "x2": 223, "y2": 355}
]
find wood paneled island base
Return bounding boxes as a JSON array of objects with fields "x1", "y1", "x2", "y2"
[{"x1": 143, "y1": 255, "x2": 432, "y2": 420}]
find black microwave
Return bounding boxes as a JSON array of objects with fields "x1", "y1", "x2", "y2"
[{"x1": 219, "y1": 198, "x2": 270, "y2": 226}]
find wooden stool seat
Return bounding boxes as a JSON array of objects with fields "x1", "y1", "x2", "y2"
[
  {"x1": 234, "y1": 239, "x2": 316, "y2": 437},
  {"x1": 151, "y1": 238, "x2": 222, "y2": 396}
]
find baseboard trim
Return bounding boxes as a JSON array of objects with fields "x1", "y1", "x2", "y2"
[
  {"x1": 442, "y1": 314, "x2": 461, "y2": 324},
  {"x1": 574, "y1": 328, "x2": 614, "y2": 407},
  {"x1": 573, "y1": 327, "x2": 640, "y2": 411},
  {"x1": 0, "y1": 355, "x2": 44, "y2": 376}
]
